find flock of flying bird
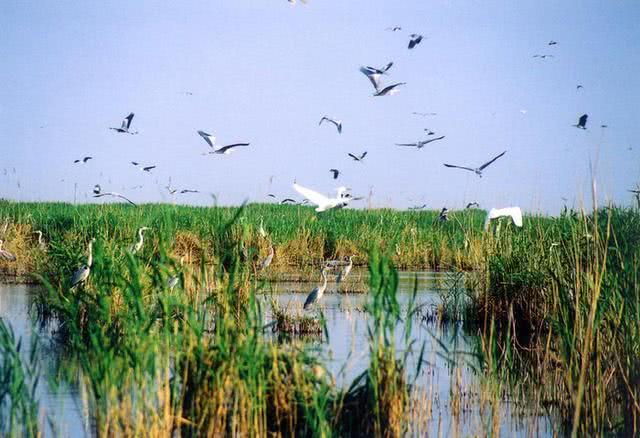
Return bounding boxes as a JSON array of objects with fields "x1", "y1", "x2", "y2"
[{"x1": 4, "y1": 27, "x2": 633, "y2": 312}]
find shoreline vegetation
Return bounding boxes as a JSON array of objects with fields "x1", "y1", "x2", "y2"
[{"x1": 0, "y1": 199, "x2": 638, "y2": 436}]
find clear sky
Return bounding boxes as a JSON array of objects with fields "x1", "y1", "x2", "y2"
[{"x1": 1, "y1": 0, "x2": 639, "y2": 214}]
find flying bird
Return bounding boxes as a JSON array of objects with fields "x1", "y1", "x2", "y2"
[
  {"x1": 409, "y1": 204, "x2": 427, "y2": 210},
  {"x1": 143, "y1": 166, "x2": 156, "y2": 172},
  {"x1": 109, "y1": 113, "x2": 137, "y2": 134},
  {"x1": 386, "y1": 26, "x2": 402, "y2": 32},
  {"x1": 74, "y1": 157, "x2": 93, "y2": 164},
  {"x1": 93, "y1": 192, "x2": 137, "y2": 206},
  {"x1": 293, "y1": 183, "x2": 352, "y2": 212},
  {"x1": 197, "y1": 130, "x2": 216, "y2": 148},
  {"x1": 548, "y1": 40, "x2": 558, "y2": 45},
  {"x1": 533, "y1": 54, "x2": 554, "y2": 59},
  {"x1": 93, "y1": 184, "x2": 101, "y2": 195},
  {"x1": 179, "y1": 189, "x2": 199, "y2": 194},
  {"x1": 408, "y1": 34, "x2": 423, "y2": 49},
  {"x1": 280, "y1": 198, "x2": 297, "y2": 205},
  {"x1": 412, "y1": 112, "x2": 437, "y2": 117},
  {"x1": 576, "y1": 85, "x2": 584, "y2": 90},
  {"x1": 484, "y1": 207, "x2": 523, "y2": 230},
  {"x1": 329, "y1": 169, "x2": 340, "y2": 179},
  {"x1": 319, "y1": 116, "x2": 342, "y2": 134},
  {"x1": 348, "y1": 151, "x2": 367, "y2": 161},
  {"x1": 573, "y1": 114, "x2": 588, "y2": 129},
  {"x1": 374, "y1": 82, "x2": 406, "y2": 96},
  {"x1": 466, "y1": 202, "x2": 480, "y2": 209},
  {"x1": 361, "y1": 62, "x2": 394, "y2": 76},
  {"x1": 438, "y1": 207, "x2": 449, "y2": 222},
  {"x1": 424, "y1": 129, "x2": 435, "y2": 136},
  {"x1": 396, "y1": 136, "x2": 445, "y2": 149},
  {"x1": 203, "y1": 143, "x2": 251, "y2": 155},
  {"x1": 443, "y1": 151, "x2": 507, "y2": 177}
]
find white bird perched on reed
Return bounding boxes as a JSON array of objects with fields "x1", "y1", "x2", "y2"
[
  {"x1": 71, "y1": 239, "x2": 96, "y2": 288},
  {"x1": 0, "y1": 239, "x2": 16, "y2": 261},
  {"x1": 336, "y1": 255, "x2": 354, "y2": 284},
  {"x1": 129, "y1": 227, "x2": 151, "y2": 254},
  {"x1": 304, "y1": 267, "x2": 330, "y2": 310},
  {"x1": 293, "y1": 182, "x2": 352, "y2": 212},
  {"x1": 259, "y1": 244, "x2": 274, "y2": 271},
  {"x1": 484, "y1": 207, "x2": 523, "y2": 230}
]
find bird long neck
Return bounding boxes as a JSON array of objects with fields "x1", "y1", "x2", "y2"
[
  {"x1": 0, "y1": 240, "x2": 3, "y2": 250},
  {"x1": 138, "y1": 228, "x2": 145, "y2": 243},
  {"x1": 87, "y1": 241, "x2": 94, "y2": 267},
  {"x1": 37, "y1": 231, "x2": 43, "y2": 245},
  {"x1": 321, "y1": 270, "x2": 328, "y2": 288}
]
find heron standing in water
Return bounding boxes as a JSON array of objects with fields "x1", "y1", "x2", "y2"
[
  {"x1": 304, "y1": 267, "x2": 330, "y2": 310},
  {"x1": 71, "y1": 238, "x2": 96, "y2": 288}
]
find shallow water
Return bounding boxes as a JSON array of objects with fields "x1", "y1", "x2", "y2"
[{"x1": 0, "y1": 272, "x2": 554, "y2": 436}]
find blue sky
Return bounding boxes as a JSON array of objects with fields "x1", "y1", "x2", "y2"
[{"x1": 1, "y1": 0, "x2": 638, "y2": 213}]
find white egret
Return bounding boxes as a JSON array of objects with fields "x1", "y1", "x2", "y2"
[
  {"x1": 71, "y1": 239, "x2": 95, "y2": 288},
  {"x1": 303, "y1": 267, "x2": 330, "y2": 310},
  {"x1": 0, "y1": 239, "x2": 16, "y2": 261},
  {"x1": 484, "y1": 207, "x2": 523, "y2": 230},
  {"x1": 293, "y1": 183, "x2": 352, "y2": 212},
  {"x1": 129, "y1": 227, "x2": 151, "y2": 254}
]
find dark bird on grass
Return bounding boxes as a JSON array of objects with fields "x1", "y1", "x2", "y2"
[
  {"x1": 70, "y1": 239, "x2": 95, "y2": 288},
  {"x1": 386, "y1": 26, "x2": 402, "y2": 32},
  {"x1": 203, "y1": 143, "x2": 251, "y2": 155},
  {"x1": 408, "y1": 34, "x2": 423, "y2": 49},
  {"x1": 74, "y1": 157, "x2": 93, "y2": 164},
  {"x1": 93, "y1": 192, "x2": 136, "y2": 206},
  {"x1": 109, "y1": 113, "x2": 137, "y2": 134},
  {"x1": 374, "y1": 82, "x2": 406, "y2": 96},
  {"x1": 466, "y1": 202, "x2": 480, "y2": 209},
  {"x1": 348, "y1": 151, "x2": 367, "y2": 162},
  {"x1": 319, "y1": 116, "x2": 342, "y2": 134},
  {"x1": 533, "y1": 54, "x2": 554, "y2": 59},
  {"x1": 197, "y1": 130, "x2": 216, "y2": 148},
  {"x1": 303, "y1": 267, "x2": 329, "y2": 310},
  {"x1": 438, "y1": 207, "x2": 449, "y2": 222},
  {"x1": 443, "y1": 150, "x2": 507, "y2": 177},
  {"x1": 93, "y1": 184, "x2": 101, "y2": 195},
  {"x1": 0, "y1": 239, "x2": 16, "y2": 261},
  {"x1": 396, "y1": 136, "x2": 445, "y2": 149},
  {"x1": 548, "y1": 40, "x2": 558, "y2": 45},
  {"x1": 573, "y1": 114, "x2": 588, "y2": 130},
  {"x1": 330, "y1": 169, "x2": 340, "y2": 179}
]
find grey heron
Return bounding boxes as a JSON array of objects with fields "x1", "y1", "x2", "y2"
[
  {"x1": 202, "y1": 143, "x2": 250, "y2": 155},
  {"x1": 466, "y1": 202, "x2": 480, "y2": 209},
  {"x1": 109, "y1": 113, "x2": 138, "y2": 134},
  {"x1": 259, "y1": 245, "x2": 274, "y2": 271},
  {"x1": 74, "y1": 157, "x2": 93, "y2": 164},
  {"x1": 197, "y1": 130, "x2": 216, "y2": 148},
  {"x1": 348, "y1": 151, "x2": 367, "y2": 161},
  {"x1": 443, "y1": 150, "x2": 507, "y2": 177},
  {"x1": 319, "y1": 117, "x2": 342, "y2": 134},
  {"x1": 396, "y1": 136, "x2": 445, "y2": 149},
  {"x1": 336, "y1": 255, "x2": 354, "y2": 284},
  {"x1": 71, "y1": 239, "x2": 95, "y2": 288},
  {"x1": 329, "y1": 169, "x2": 340, "y2": 179},
  {"x1": 438, "y1": 207, "x2": 449, "y2": 222},
  {"x1": 573, "y1": 114, "x2": 588, "y2": 129},
  {"x1": 129, "y1": 227, "x2": 150, "y2": 254},
  {"x1": 548, "y1": 40, "x2": 558, "y2": 45},
  {"x1": 0, "y1": 239, "x2": 16, "y2": 261},
  {"x1": 303, "y1": 267, "x2": 330, "y2": 310}
]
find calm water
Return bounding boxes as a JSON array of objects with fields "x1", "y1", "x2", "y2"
[{"x1": 0, "y1": 272, "x2": 553, "y2": 436}]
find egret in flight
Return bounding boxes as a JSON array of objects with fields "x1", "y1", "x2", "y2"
[
  {"x1": 304, "y1": 267, "x2": 330, "y2": 310},
  {"x1": 484, "y1": 207, "x2": 523, "y2": 230},
  {"x1": 443, "y1": 151, "x2": 506, "y2": 177},
  {"x1": 293, "y1": 183, "x2": 352, "y2": 212},
  {"x1": 109, "y1": 113, "x2": 138, "y2": 134},
  {"x1": 319, "y1": 116, "x2": 342, "y2": 134}
]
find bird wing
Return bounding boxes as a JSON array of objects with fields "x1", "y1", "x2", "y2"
[
  {"x1": 443, "y1": 163, "x2": 475, "y2": 172},
  {"x1": 360, "y1": 151, "x2": 367, "y2": 159},
  {"x1": 84, "y1": 156, "x2": 92, "y2": 162},
  {"x1": 293, "y1": 183, "x2": 331, "y2": 207},
  {"x1": 376, "y1": 82, "x2": 405, "y2": 95},
  {"x1": 303, "y1": 287, "x2": 319, "y2": 309},
  {"x1": 215, "y1": 143, "x2": 250, "y2": 154},
  {"x1": 124, "y1": 113, "x2": 134, "y2": 130},
  {"x1": 579, "y1": 114, "x2": 588, "y2": 126},
  {"x1": 198, "y1": 130, "x2": 215, "y2": 148},
  {"x1": 143, "y1": 166, "x2": 156, "y2": 172},
  {"x1": 319, "y1": 117, "x2": 328, "y2": 126},
  {"x1": 423, "y1": 135, "x2": 445, "y2": 145},
  {"x1": 94, "y1": 192, "x2": 136, "y2": 206},
  {"x1": 280, "y1": 198, "x2": 296, "y2": 204},
  {"x1": 395, "y1": 143, "x2": 417, "y2": 147},
  {"x1": 359, "y1": 67, "x2": 381, "y2": 91},
  {"x1": 381, "y1": 62, "x2": 393, "y2": 73},
  {"x1": 479, "y1": 150, "x2": 506, "y2": 170},
  {"x1": 348, "y1": 153, "x2": 359, "y2": 160}
]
